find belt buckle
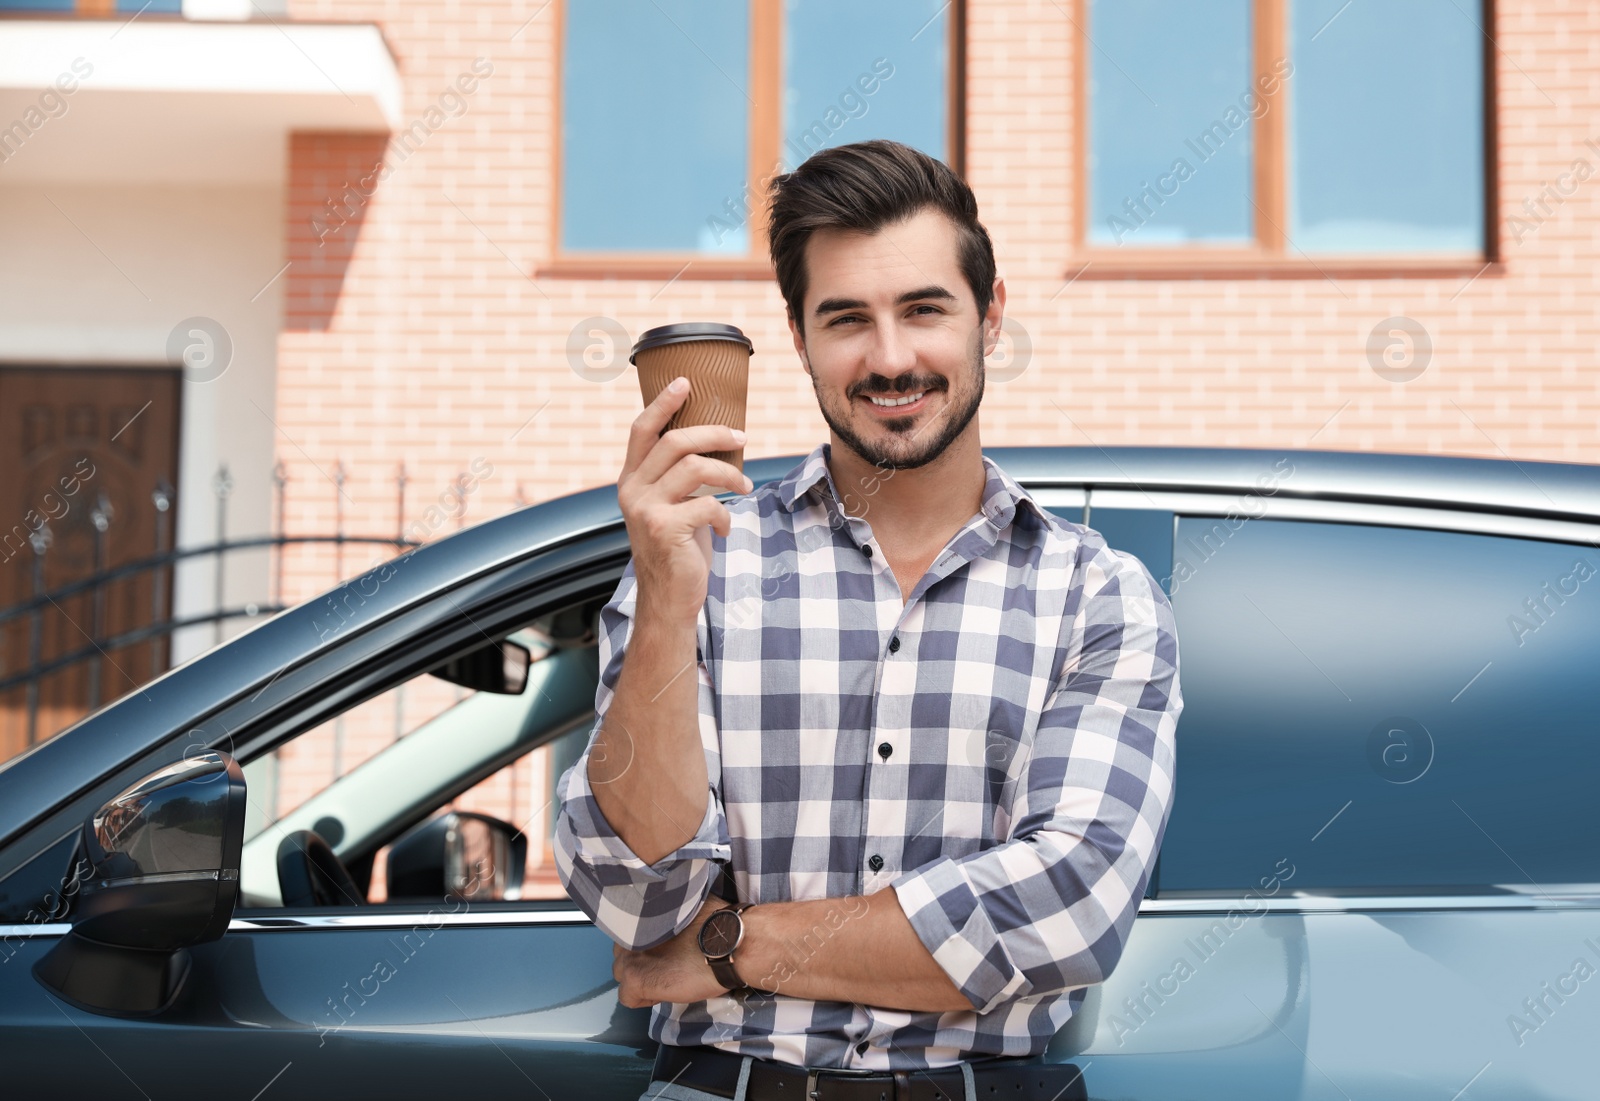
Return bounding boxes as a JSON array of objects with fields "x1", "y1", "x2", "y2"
[{"x1": 804, "y1": 1065, "x2": 884, "y2": 1099}]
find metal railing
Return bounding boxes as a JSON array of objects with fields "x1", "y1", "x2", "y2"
[{"x1": 0, "y1": 462, "x2": 466, "y2": 749}]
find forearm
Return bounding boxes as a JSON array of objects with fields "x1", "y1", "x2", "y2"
[
  {"x1": 587, "y1": 610, "x2": 707, "y2": 866},
  {"x1": 735, "y1": 889, "x2": 972, "y2": 1014}
]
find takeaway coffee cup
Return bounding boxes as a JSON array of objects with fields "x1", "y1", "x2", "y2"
[{"x1": 629, "y1": 322, "x2": 753, "y2": 497}]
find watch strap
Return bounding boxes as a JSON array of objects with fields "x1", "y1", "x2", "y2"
[{"x1": 708, "y1": 953, "x2": 746, "y2": 992}]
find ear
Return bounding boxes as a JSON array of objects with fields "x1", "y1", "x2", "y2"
[
  {"x1": 787, "y1": 311, "x2": 810, "y2": 375},
  {"x1": 981, "y1": 275, "x2": 1008, "y2": 357}
]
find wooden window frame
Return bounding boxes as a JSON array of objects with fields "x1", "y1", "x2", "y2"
[
  {"x1": 1069, "y1": 0, "x2": 1500, "y2": 281},
  {"x1": 539, "y1": 0, "x2": 967, "y2": 282}
]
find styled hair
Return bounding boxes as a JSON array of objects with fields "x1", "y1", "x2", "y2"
[{"x1": 765, "y1": 140, "x2": 996, "y2": 339}]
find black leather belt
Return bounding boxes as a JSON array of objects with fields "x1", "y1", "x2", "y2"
[{"x1": 649, "y1": 1043, "x2": 1088, "y2": 1101}]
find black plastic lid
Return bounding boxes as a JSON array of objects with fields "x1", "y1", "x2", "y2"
[{"x1": 629, "y1": 322, "x2": 754, "y2": 364}]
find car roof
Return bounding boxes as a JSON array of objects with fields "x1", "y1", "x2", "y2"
[{"x1": 924, "y1": 445, "x2": 1599, "y2": 522}]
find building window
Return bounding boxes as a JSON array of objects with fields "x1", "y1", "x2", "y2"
[
  {"x1": 554, "y1": 0, "x2": 962, "y2": 273},
  {"x1": 1076, "y1": 0, "x2": 1489, "y2": 268}
]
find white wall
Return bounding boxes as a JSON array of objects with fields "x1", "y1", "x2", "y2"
[{"x1": 0, "y1": 182, "x2": 284, "y2": 665}]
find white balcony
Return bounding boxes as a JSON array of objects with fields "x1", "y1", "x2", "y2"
[{"x1": 0, "y1": 17, "x2": 402, "y2": 184}]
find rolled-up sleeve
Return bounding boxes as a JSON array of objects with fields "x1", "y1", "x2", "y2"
[
  {"x1": 889, "y1": 543, "x2": 1181, "y2": 1015},
  {"x1": 553, "y1": 559, "x2": 732, "y2": 951}
]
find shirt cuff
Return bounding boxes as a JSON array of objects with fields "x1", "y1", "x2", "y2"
[
  {"x1": 890, "y1": 855, "x2": 1030, "y2": 1015},
  {"x1": 556, "y1": 745, "x2": 731, "y2": 882}
]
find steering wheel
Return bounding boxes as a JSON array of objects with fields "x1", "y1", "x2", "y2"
[{"x1": 276, "y1": 829, "x2": 365, "y2": 907}]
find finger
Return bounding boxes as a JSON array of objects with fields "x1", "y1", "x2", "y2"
[
  {"x1": 622, "y1": 376, "x2": 692, "y2": 483},
  {"x1": 686, "y1": 497, "x2": 734, "y2": 540},
  {"x1": 637, "y1": 498, "x2": 732, "y2": 544},
  {"x1": 654, "y1": 454, "x2": 751, "y2": 503},
  {"x1": 632, "y1": 421, "x2": 749, "y2": 490}
]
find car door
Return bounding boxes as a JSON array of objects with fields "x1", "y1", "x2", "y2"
[
  {"x1": 0, "y1": 521, "x2": 666, "y2": 1101},
  {"x1": 1046, "y1": 487, "x2": 1600, "y2": 1099}
]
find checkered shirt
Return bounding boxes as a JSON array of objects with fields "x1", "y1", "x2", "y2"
[{"x1": 555, "y1": 442, "x2": 1182, "y2": 1070}]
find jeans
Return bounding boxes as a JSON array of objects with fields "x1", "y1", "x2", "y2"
[
  {"x1": 636, "y1": 1054, "x2": 980, "y2": 1101},
  {"x1": 636, "y1": 1055, "x2": 753, "y2": 1101}
]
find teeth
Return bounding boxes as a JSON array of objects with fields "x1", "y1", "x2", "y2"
[{"x1": 867, "y1": 391, "x2": 925, "y2": 408}]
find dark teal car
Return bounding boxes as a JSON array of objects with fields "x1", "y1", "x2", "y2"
[{"x1": 3, "y1": 447, "x2": 1597, "y2": 1099}]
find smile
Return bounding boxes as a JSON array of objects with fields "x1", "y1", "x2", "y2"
[{"x1": 861, "y1": 390, "x2": 932, "y2": 414}]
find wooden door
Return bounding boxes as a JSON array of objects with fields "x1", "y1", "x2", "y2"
[{"x1": 0, "y1": 367, "x2": 182, "y2": 762}]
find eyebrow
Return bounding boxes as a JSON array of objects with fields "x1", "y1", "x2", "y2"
[{"x1": 812, "y1": 285, "x2": 958, "y2": 319}]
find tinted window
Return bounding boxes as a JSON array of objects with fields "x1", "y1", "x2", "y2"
[
  {"x1": 1085, "y1": 507, "x2": 1174, "y2": 597},
  {"x1": 1163, "y1": 517, "x2": 1600, "y2": 893}
]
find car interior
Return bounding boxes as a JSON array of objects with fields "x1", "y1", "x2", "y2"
[{"x1": 235, "y1": 595, "x2": 609, "y2": 912}]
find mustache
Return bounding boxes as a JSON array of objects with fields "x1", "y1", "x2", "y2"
[{"x1": 854, "y1": 379, "x2": 944, "y2": 397}]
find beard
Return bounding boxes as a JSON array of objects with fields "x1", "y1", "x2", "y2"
[{"x1": 810, "y1": 327, "x2": 986, "y2": 472}]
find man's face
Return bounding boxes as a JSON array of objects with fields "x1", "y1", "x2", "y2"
[{"x1": 789, "y1": 207, "x2": 1001, "y2": 471}]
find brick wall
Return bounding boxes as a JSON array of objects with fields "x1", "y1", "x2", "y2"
[{"x1": 273, "y1": 0, "x2": 1600, "y2": 895}]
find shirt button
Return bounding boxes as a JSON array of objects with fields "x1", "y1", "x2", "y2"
[
  {"x1": 868, "y1": 854, "x2": 884, "y2": 872},
  {"x1": 877, "y1": 742, "x2": 893, "y2": 760},
  {"x1": 888, "y1": 636, "x2": 900, "y2": 654},
  {"x1": 861, "y1": 544, "x2": 873, "y2": 557},
  {"x1": 856, "y1": 1041, "x2": 869, "y2": 1055}
]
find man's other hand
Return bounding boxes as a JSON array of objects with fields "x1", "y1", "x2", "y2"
[{"x1": 612, "y1": 896, "x2": 736, "y2": 1008}]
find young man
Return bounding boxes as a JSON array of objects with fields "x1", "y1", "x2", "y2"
[{"x1": 555, "y1": 139, "x2": 1182, "y2": 1101}]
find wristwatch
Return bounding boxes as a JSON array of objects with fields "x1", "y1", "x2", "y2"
[{"x1": 697, "y1": 902, "x2": 755, "y2": 992}]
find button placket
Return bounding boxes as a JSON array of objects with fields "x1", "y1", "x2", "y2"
[{"x1": 863, "y1": 597, "x2": 922, "y2": 889}]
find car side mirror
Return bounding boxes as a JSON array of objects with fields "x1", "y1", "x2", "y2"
[
  {"x1": 384, "y1": 811, "x2": 526, "y2": 903},
  {"x1": 33, "y1": 751, "x2": 246, "y2": 1017},
  {"x1": 428, "y1": 638, "x2": 531, "y2": 695}
]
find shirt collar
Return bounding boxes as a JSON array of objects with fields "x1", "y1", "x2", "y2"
[{"x1": 773, "y1": 442, "x2": 1048, "y2": 531}]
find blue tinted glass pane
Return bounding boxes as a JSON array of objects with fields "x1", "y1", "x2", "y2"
[
  {"x1": 1086, "y1": 0, "x2": 1254, "y2": 247},
  {"x1": 1086, "y1": 508, "x2": 1175, "y2": 597},
  {"x1": 561, "y1": 0, "x2": 749, "y2": 254},
  {"x1": 0, "y1": 0, "x2": 75, "y2": 9},
  {"x1": 119, "y1": 0, "x2": 182, "y2": 10},
  {"x1": 1164, "y1": 518, "x2": 1600, "y2": 893},
  {"x1": 782, "y1": 0, "x2": 946, "y2": 169},
  {"x1": 1289, "y1": 0, "x2": 1484, "y2": 252}
]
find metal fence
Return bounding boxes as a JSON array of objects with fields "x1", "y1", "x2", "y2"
[{"x1": 0, "y1": 462, "x2": 453, "y2": 748}]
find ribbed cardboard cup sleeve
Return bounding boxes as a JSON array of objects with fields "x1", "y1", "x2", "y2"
[{"x1": 632, "y1": 329, "x2": 751, "y2": 498}]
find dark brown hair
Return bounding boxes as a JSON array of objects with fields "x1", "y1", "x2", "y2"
[{"x1": 766, "y1": 140, "x2": 996, "y2": 339}]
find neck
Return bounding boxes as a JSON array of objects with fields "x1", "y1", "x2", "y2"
[{"x1": 826, "y1": 429, "x2": 987, "y2": 545}]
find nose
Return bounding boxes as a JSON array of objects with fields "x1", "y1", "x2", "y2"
[{"x1": 861, "y1": 322, "x2": 919, "y2": 388}]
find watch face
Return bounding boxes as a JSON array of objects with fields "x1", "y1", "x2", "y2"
[{"x1": 699, "y1": 909, "x2": 741, "y2": 956}]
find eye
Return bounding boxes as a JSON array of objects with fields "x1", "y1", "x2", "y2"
[
  {"x1": 829, "y1": 315, "x2": 862, "y2": 327},
  {"x1": 912, "y1": 305, "x2": 941, "y2": 316}
]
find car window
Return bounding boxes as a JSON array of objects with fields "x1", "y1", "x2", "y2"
[
  {"x1": 1161, "y1": 516, "x2": 1600, "y2": 894},
  {"x1": 1084, "y1": 507, "x2": 1176, "y2": 596},
  {"x1": 241, "y1": 627, "x2": 555, "y2": 849},
  {"x1": 366, "y1": 722, "x2": 589, "y2": 903},
  {"x1": 238, "y1": 604, "x2": 603, "y2": 907}
]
